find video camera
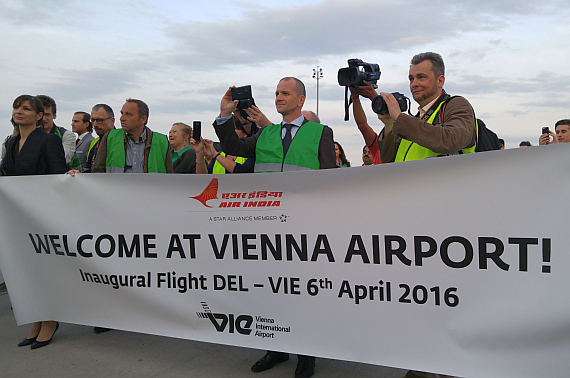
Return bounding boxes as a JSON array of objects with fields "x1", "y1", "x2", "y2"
[{"x1": 337, "y1": 59, "x2": 381, "y2": 88}]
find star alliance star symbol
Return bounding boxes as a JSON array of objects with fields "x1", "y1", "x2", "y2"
[{"x1": 280, "y1": 214, "x2": 288, "y2": 222}]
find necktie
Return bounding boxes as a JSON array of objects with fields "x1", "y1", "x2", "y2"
[{"x1": 282, "y1": 123, "x2": 293, "y2": 156}]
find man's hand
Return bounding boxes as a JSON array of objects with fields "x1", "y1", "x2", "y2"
[
  {"x1": 377, "y1": 112, "x2": 394, "y2": 126},
  {"x1": 539, "y1": 130, "x2": 557, "y2": 145},
  {"x1": 379, "y1": 92, "x2": 402, "y2": 121},
  {"x1": 244, "y1": 105, "x2": 272, "y2": 127},
  {"x1": 221, "y1": 86, "x2": 238, "y2": 118},
  {"x1": 67, "y1": 170, "x2": 80, "y2": 176},
  {"x1": 353, "y1": 81, "x2": 379, "y2": 100}
]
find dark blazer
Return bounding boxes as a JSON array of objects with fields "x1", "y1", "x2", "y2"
[
  {"x1": 213, "y1": 116, "x2": 336, "y2": 170},
  {"x1": 0, "y1": 128, "x2": 68, "y2": 176},
  {"x1": 173, "y1": 148, "x2": 197, "y2": 173}
]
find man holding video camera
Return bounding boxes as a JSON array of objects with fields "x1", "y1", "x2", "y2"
[{"x1": 372, "y1": 52, "x2": 476, "y2": 163}]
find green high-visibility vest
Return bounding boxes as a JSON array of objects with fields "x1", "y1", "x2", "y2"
[
  {"x1": 105, "y1": 129, "x2": 169, "y2": 173},
  {"x1": 212, "y1": 152, "x2": 247, "y2": 174},
  {"x1": 254, "y1": 122, "x2": 323, "y2": 172},
  {"x1": 87, "y1": 137, "x2": 100, "y2": 158},
  {"x1": 53, "y1": 126, "x2": 81, "y2": 170},
  {"x1": 395, "y1": 100, "x2": 477, "y2": 162}
]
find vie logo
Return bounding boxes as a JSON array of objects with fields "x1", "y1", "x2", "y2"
[{"x1": 198, "y1": 302, "x2": 253, "y2": 335}]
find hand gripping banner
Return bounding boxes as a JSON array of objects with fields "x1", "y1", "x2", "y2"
[{"x1": 0, "y1": 144, "x2": 569, "y2": 378}]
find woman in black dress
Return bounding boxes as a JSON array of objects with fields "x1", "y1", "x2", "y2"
[{"x1": 1, "y1": 95, "x2": 67, "y2": 349}]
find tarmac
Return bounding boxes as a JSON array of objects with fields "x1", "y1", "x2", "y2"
[{"x1": 0, "y1": 289, "x2": 406, "y2": 378}]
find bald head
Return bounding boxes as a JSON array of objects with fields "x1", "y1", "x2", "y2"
[
  {"x1": 302, "y1": 110, "x2": 320, "y2": 123},
  {"x1": 279, "y1": 77, "x2": 306, "y2": 97}
]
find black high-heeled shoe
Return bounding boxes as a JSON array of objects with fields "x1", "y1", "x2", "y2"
[
  {"x1": 30, "y1": 322, "x2": 59, "y2": 350},
  {"x1": 17, "y1": 337, "x2": 36, "y2": 347}
]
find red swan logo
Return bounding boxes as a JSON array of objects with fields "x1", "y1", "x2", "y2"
[{"x1": 190, "y1": 178, "x2": 219, "y2": 208}]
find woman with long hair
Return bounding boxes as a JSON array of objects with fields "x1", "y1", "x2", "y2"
[
  {"x1": 334, "y1": 141, "x2": 350, "y2": 168},
  {"x1": 1, "y1": 95, "x2": 67, "y2": 349}
]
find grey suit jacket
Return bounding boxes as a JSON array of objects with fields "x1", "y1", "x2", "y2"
[{"x1": 76, "y1": 133, "x2": 96, "y2": 171}]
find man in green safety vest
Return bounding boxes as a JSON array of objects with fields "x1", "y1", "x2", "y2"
[
  {"x1": 84, "y1": 104, "x2": 116, "y2": 173},
  {"x1": 368, "y1": 52, "x2": 477, "y2": 164},
  {"x1": 214, "y1": 77, "x2": 335, "y2": 378},
  {"x1": 91, "y1": 99, "x2": 173, "y2": 173},
  {"x1": 214, "y1": 77, "x2": 336, "y2": 174}
]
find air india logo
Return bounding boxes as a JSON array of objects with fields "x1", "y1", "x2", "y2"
[
  {"x1": 189, "y1": 178, "x2": 219, "y2": 208},
  {"x1": 190, "y1": 178, "x2": 283, "y2": 209}
]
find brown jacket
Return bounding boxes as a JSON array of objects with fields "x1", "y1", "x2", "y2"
[
  {"x1": 92, "y1": 127, "x2": 174, "y2": 173},
  {"x1": 380, "y1": 94, "x2": 477, "y2": 163}
]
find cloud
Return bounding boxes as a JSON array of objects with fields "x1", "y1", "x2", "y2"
[
  {"x1": 447, "y1": 72, "x2": 570, "y2": 97},
  {"x1": 0, "y1": 0, "x2": 78, "y2": 25},
  {"x1": 163, "y1": 0, "x2": 533, "y2": 71},
  {"x1": 296, "y1": 58, "x2": 320, "y2": 65},
  {"x1": 391, "y1": 37, "x2": 428, "y2": 47}
]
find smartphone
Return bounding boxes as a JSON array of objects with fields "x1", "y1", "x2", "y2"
[
  {"x1": 193, "y1": 121, "x2": 201, "y2": 141},
  {"x1": 542, "y1": 127, "x2": 549, "y2": 135}
]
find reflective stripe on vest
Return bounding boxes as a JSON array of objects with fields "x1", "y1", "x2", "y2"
[
  {"x1": 105, "y1": 129, "x2": 169, "y2": 173},
  {"x1": 254, "y1": 122, "x2": 323, "y2": 173},
  {"x1": 395, "y1": 101, "x2": 477, "y2": 162},
  {"x1": 212, "y1": 152, "x2": 247, "y2": 174},
  {"x1": 87, "y1": 137, "x2": 100, "y2": 157}
]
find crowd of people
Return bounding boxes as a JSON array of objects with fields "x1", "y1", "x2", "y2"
[{"x1": 1, "y1": 51, "x2": 567, "y2": 378}]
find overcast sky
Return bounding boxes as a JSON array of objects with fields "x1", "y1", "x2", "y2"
[{"x1": 1, "y1": 0, "x2": 568, "y2": 164}]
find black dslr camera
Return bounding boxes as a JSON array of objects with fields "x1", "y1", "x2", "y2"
[
  {"x1": 371, "y1": 92, "x2": 410, "y2": 115},
  {"x1": 337, "y1": 59, "x2": 381, "y2": 88},
  {"x1": 231, "y1": 85, "x2": 255, "y2": 110},
  {"x1": 231, "y1": 85, "x2": 257, "y2": 123}
]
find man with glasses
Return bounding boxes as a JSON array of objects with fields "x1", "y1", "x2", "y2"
[{"x1": 85, "y1": 104, "x2": 116, "y2": 173}]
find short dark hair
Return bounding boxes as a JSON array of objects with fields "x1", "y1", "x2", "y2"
[
  {"x1": 126, "y1": 98, "x2": 149, "y2": 125},
  {"x1": 411, "y1": 52, "x2": 445, "y2": 77},
  {"x1": 92, "y1": 104, "x2": 114, "y2": 118},
  {"x1": 232, "y1": 115, "x2": 251, "y2": 137},
  {"x1": 498, "y1": 138, "x2": 505, "y2": 146},
  {"x1": 74, "y1": 111, "x2": 93, "y2": 133},
  {"x1": 13, "y1": 95, "x2": 44, "y2": 127},
  {"x1": 519, "y1": 141, "x2": 532, "y2": 147},
  {"x1": 280, "y1": 77, "x2": 306, "y2": 97},
  {"x1": 36, "y1": 95, "x2": 57, "y2": 115},
  {"x1": 555, "y1": 119, "x2": 570, "y2": 130}
]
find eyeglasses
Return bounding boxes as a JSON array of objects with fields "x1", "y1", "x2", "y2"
[{"x1": 91, "y1": 117, "x2": 112, "y2": 124}]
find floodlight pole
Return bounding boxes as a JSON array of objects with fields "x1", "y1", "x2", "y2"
[{"x1": 312, "y1": 66, "x2": 323, "y2": 117}]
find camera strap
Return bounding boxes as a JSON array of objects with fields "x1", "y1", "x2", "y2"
[
  {"x1": 420, "y1": 90, "x2": 450, "y2": 122},
  {"x1": 344, "y1": 86, "x2": 353, "y2": 121}
]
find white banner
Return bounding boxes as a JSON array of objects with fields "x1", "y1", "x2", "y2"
[{"x1": 0, "y1": 145, "x2": 569, "y2": 378}]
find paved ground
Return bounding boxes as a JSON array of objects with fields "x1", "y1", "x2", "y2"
[{"x1": 0, "y1": 290, "x2": 405, "y2": 378}]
